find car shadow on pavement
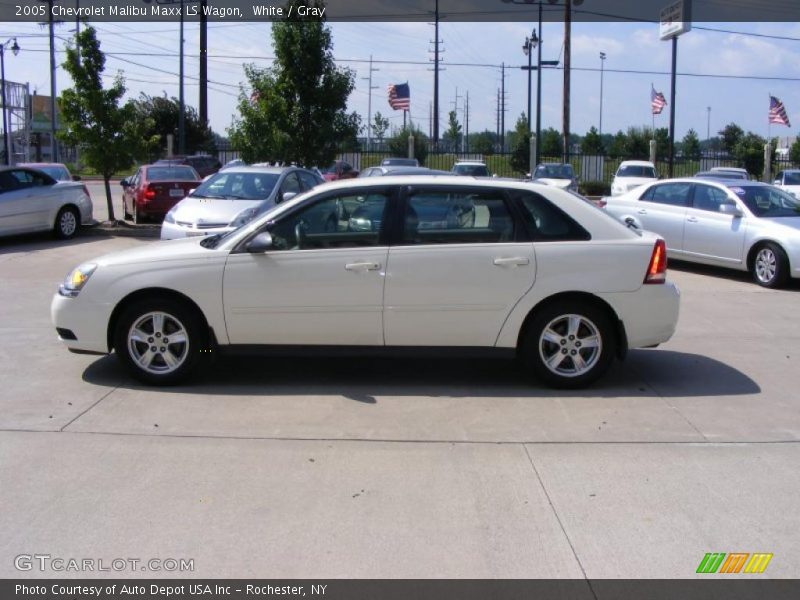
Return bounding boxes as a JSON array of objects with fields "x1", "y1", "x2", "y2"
[
  {"x1": 0, "y1": 231, "x2": 111, "y2": 254},
  {"x1": 82, "y1": 348, "x2": 760, "y2": 400}
]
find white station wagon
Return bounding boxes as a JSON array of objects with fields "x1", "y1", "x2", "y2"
[{"x1": 52, "y1": 177, "x2": 680, "y2": 388}]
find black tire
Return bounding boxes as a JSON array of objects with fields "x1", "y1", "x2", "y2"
[
  {"x1": 751, "y1": 242, "x2": 789, "y2": 288},
  {"x1": 54, "y1": 206, "x2": 80, "y2": 239},
  {"x1": 113, "y1": 296, "x2": 208, "y2": 385},
  {"x1": 520, "y1": 300, "x2": 616, "y2": 389}
]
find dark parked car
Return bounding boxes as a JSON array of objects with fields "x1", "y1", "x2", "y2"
[
  {"x1": 358, "y1": 166, "x2": 449, "y2": 177},
  {"x1": 321, "y1": 160, "x2": 359, "y2": 181},
  {"x1": 156, "y1": 155, "x2": 222, "y2": 178},
  {"x1": 121, "y1": 164, "x2": 201, "y2": 224}
]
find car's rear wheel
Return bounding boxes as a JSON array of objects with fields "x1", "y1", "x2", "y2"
[
  {"x1": 752, "y1": 243, "x2": 789, "y2": 288},
  {"x1": 521, "y1": 301, "x2": 615, "y2": 388},
  {"x1": 54, "y1": 206, "x2": 79, "y2": 239},
  {"x1": 113, "y1": 297, "x2": 207, "y2": 385}
]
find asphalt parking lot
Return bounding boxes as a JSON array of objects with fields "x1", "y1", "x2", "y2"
[{"x1": 1, "y1": 224, "x2": 798, "y2": 579}]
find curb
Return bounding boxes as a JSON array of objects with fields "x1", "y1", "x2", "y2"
[{"x1": 83, "y1": 221, "x2": 161, "y2": 239}]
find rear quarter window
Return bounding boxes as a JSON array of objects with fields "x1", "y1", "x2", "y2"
[{"x1": 513, "y1": 191, "x2": 590, "y2": 241}]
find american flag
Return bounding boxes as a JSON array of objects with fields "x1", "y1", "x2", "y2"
[
  {"x1": 388, "y1": 83, "x2": 410, "y2": 111},
  {"x1": 651, "y1": 85, "x2": 667, "y2": 115},
  {"x1": 769, "y1": 95, "x2": 791, "y2": 127}
]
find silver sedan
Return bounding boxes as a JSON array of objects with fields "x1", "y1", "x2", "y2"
[
  {"x1": 0, "y1": 166, "x2": 93, "y2": 240},
  {"x1": 604, "y1": 177, "x2": 800, "y2": 288}
]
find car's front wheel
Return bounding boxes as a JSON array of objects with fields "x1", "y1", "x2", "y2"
[
  {"x1": 752, "y1": 243, "x2": 789, "y2": 288},
  {"x1": 113, "y1": 297, "x2": 207, "y2": 385},
  {"x1": 54, "y1": 206, "x2": 79, "y2": 239},
  {"x1": 520, "y1": 301, "x2": 616, "y2": 388}
]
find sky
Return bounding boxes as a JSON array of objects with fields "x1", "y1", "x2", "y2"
[{"x1": 1, "y1": 18, "x2": 799, "y2": 146}]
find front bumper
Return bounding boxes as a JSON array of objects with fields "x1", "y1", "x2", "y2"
[
  {"x1": 160, "y1": 221, "x2": 235, "y2": 240},
  {"x1": 51, "y1": 292, "x2": 112, "y2": 354}
]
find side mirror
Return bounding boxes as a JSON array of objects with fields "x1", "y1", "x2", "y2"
[
  {"x1": 188, "y1": 188, "x2": 197, "y2": 196},
  {"x1": 245, "y1": 232, "x2": 273, "y2": 253},
  {"x1": 281, "y1": 191, "x2": 297, "y2": 203},
  {"x1": 120, "y1": 178, "x2": 130, "y2": 187},
  {"x1": 719, "y1": 203, "x2": 743, "y2": 217},
  {"x1": 72, "y1": 174, "x2": 82, "y2": 181}
]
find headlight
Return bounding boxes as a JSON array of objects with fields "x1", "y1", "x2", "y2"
[
  {"x1": 59, "y1": 263, "x2": 97, "y2": 298},
  {"x1": 229, "y1": 207, "x2": 257, "y2": 228},
  {"x1": 164, "y1": 209, "x2": 176, "y2": 224}
]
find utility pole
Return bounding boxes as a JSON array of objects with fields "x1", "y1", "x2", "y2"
[
  {"x1": 429, "y1": 0, "x2": 442, "y2": 143},
  {"x1": 465, "y1": 90, "x2": 470, "y2": 153},
  {"x1": 668, "y1": 36, "x2": 678, "y2": 177},
  {"x1": 500, "y1": 63, "x2": 507, "y2": 151},
  {"x1": 428, "y1": 101, "x2": 432, "y2": 138},
  {"x1": 361, "y1": 55, "x2": 379, "y2": 150},
  {"x1": 451, "y1": 86, "x2": 462, "y2": 151},
  {"x1": 37, "y1": 0, "x2": 59, "y2": 162},
  {"x1": 706, "y1": 106, "x2": 711, "y2": 147},
  {"x1": 496, "y1": 88, "x2": 501, "y2": 150},
  {"x1": 563, "y1": 0, "x2": 572, "y2": 162},
  {"x1": 599, "y1": 51, "x2": 606, "y2": 137},
  {"x1": 200, "y1": 0, "x2": 208, "y2": 126}
]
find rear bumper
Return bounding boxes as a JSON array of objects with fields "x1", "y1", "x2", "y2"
[{"x1": 599, "y1": 281, "x2": 681, "y2": 349}]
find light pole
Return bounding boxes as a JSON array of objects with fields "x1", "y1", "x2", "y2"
[
  {"x1": 599, "y1": 51, "x2": 606, "y2": 137},
  {"x1": 0, "y1": 38, "x2": 20, "y2": 166},
  {"x1": 522, "y1": 30, "x2": 536, "y2": 134},
  {"x1": 706, "y1": 106, "x2": 711, "y2": 152}
]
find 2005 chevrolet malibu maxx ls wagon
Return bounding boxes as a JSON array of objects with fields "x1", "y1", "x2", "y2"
[{"x1": 52, "y1": 176, "x2": 680, "y2": 388}]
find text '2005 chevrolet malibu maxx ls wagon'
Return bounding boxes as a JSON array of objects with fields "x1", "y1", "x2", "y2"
[{"x1": 52, "y1": 176, "x2": 680, "y2": 388}]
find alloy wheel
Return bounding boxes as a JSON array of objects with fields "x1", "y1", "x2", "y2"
[
  {"x1": 127, "y1": 311, "x2": 190, "y2": 375},
  {"x1": 538, "y1": 313, "x2": 603, "y2": 378}
]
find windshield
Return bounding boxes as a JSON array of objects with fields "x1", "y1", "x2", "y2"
[
  {"x1": 33, "y1": 165, "x2": 70, "y2": 181},
  {"x1": 535, "y1": 165, "x2": 574, "y2": 179},
  {"x1": 382, "y1": 158, "x2": 417, "y2": 166},
  {"x1": 617, "y1": 165, "x2": 657, "y2": 178},
  {"x1": 731, "y1": 185, "x2": 800, "y2": 218},
  {"x1": 453, "y1": 164, "x2": 490, "y2": 176},
  {"x1": 784, "y1": 172, "x2": 800, "y2": 185},
  {"x1": 147, "y1": 166, "x2": 198, "y2": 181},
  {"x1": 192, "y1": 172, "x2": 280, "y2": 200}
]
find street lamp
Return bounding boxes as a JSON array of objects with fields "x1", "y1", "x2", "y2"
[
  {"x1": 522, "y1": 29, "x2": 537, "y2": 135},
  {"x1": 599, "y1": 51, "x2": 606, "y2": 137},
  {"x1": 0, "y1": 38, "x2": 20, "y2": 166}
]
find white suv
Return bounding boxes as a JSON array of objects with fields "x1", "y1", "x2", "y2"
[
  {"x1": 52, "y1": 177, "x2": 680, "y2": 389},
  {"x1": 611, "y1": 160, "x2": 659, "y2": 196}
]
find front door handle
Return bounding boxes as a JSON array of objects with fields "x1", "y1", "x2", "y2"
[
  {"x1": 493, "y1": 257, "x2": 530, "y2": 267},
  {"x1": 686, "y1": 216, "x2": 698, "y2": 223},
  {"x1": 637, "y1": 209, "x2": 647, "y2": 214},
  {"x1": 345, "y1": 262, "x2": 381, "y2": 272}
]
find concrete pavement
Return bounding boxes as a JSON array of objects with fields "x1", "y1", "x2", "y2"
[{"x1": 0, "y1": 234, "x2": 798, "y2": 578}]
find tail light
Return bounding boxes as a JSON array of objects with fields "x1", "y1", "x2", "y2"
[
  {"x1": 644, "y1": 239, "x2": 667, "y2": 284},
  {"x1": 143, "y1": 185, "x2": 156, "y2": 201}
]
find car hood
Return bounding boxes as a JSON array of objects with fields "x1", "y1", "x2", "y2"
[
  {"x1": 92, "y1": 236, "x2": 219, "y2": 268},
  {"x1": 170, "y1": 196, "x2": 269, "y2": 225},
  {"x1": 535, "y1": 177, "x2": 572, "y2": 188}
]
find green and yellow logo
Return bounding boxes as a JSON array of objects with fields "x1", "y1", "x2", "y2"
[{"x1": 696, "y1": 552, "x2": 773, "y2": 574}]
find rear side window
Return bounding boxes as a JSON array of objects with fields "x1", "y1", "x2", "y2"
[
  {"x1": 515, "y1": 191, "x2": 590, "y2": 242},
  {"x1": 639, "y1": 182, "x2": 691, "y2": 207},
  {"x1": 402, "y1": 190, "x2": 515, "y2": 245},
  {"x1": 298, "y1": 170, "x2": 321, "y2": 190}
]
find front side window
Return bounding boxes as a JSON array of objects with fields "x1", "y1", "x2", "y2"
[
  {"x1": 298, "y1": 170, "x2": 321, "y2": 191},
  {"x1": 402, "y1": 190, "x2": 514, "y2": 245},
  {"x1": 640, "y1": 182, "x2": 692, "y2": 207},
  {"x1": 280, "y1": 172, "x2": 301, "y2": 195},
  {"x1": 516, "y1": 191, "x2": 590, "y2": 241},
  {"x1": 692, "y1": 184, "x2": 731, "y2": 212},
  {"x1": 267, "y1": 192, "x2": 389, "y2": 250}
]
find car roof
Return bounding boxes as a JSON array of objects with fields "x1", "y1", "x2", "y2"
[
  {"x1": 536, "y1": 162, "x2": 570, "y2": 167},
  {"x1": 213, "y1": 165, "x2": 302, "y2": 175},
  {"x1": 17, "y1": 162, "x2": 67, "y2": 168},
  {"x1": 453, "y1": 161, "x2": 487, "y2": 165},
  {"x1": 618, "y1": 160, "x2": 655, "y2": 167},
  {"x1": 314, "y1": 175, "x2": 557, "y2": 193}
]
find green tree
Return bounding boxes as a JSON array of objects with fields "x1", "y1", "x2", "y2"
[
  {"x1": 387, "y1": 125, "x2": 428, "y2": 166},
  {"x1": 468, "y1": 130, "x2": 496, "y2": 155},
  {"x1": 624, "y1": 127, "x2": 651, "y2": 160},
  {"x1": 540, "y1": 128, "x2": 563, "y2": 158},
  {"x1": 581, "y1": 126, "x2": 604, "y2": 154},
  {"x1": 719, "y1": 123, "x2": 744, "y2": 155},
  {"x1": 682, "y1": 128, "x2": 701, "y2": 160},
  {"x1": 789, "y1": 137, "x2": 800, "y2": 164},
  {"x1": 58, "y1": 26, "x2": 156, "y2": 221},
  {"x1": 607, "y1": 130, "x2": 627, "y2": 159},
  {"x1": 228, "y1": 0, "x2": 359, "y2": 166},
  {"x1": 654, "y1": 127, "x2": 670, "y2": 161},
  {"x1": 733, "y1": 132, "x2": 775, "y2": 177},
  {"x1": 509, "y1": 113, "x2": 530, "y2": 174},
  {"x1": 443, "y1": 110, "x2": 462, "y2": 150},
  {"x1": 371, "y1": 111, "x2": 390, "y2": 142},
  {"x1": 131, "y1": 93, "x2": 216, "y2": 158}
]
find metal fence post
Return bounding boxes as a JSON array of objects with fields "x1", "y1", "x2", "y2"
[
  {"x1": 408, "y1": 135, "x2": 415, "y2": 160},
  {"x1": 763, "y1": 142, "x2": 772, "y2": 182},
  {"x1": 649, "y1": 139, "x2": 656, "y2": 165},
  {"x1": 529, "y1": 134, "x2": 536, "y2": 178}
]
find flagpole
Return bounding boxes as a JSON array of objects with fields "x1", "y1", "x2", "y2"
[
  {"x1": 768, "y1": 93, "x2": 772, "y2": 142},
  {"x1": 403, "y1": 110, "x2": 407, "y2": 129}
]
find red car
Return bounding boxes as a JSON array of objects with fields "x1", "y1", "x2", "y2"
[
  {"x1": 121, "y1": 164, "x2": 201, "y2": 224},
  {"x1": 320, "y1": 160, "x2": 359, "y2": 181}
]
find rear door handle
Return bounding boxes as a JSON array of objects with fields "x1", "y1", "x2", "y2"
[
  {"x1": 637, "y1": 209, "x2": 648, "y2": 214},
  {"x1": 493, "y1": 257, "x2": 530, "y2": 267},
  {"x1": 686, "y1": 216, "x2": 698, "y2": 223},
  {"x1": 345, "y1": 262, "x2": 381, "y2": 272}
]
